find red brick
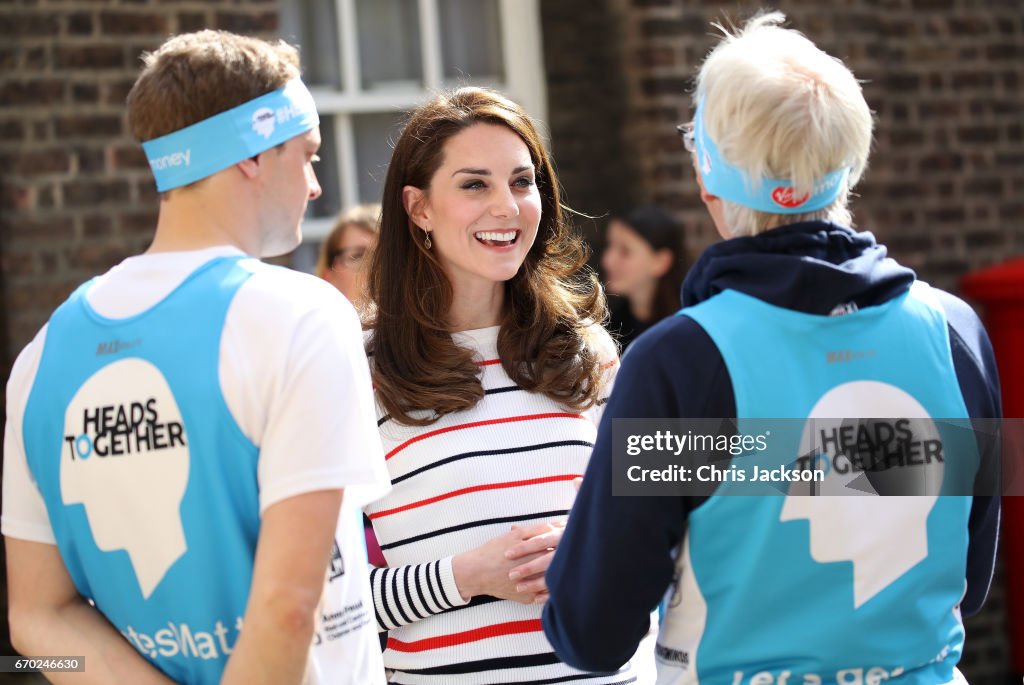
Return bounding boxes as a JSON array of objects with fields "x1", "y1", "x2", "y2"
[
  {"x1": 0, "y1": 119, "x2": 25, "y2": 141},
  {"x1": 0, "y1": 80, "x2": 63, "y2": 108},
  {"x1": 55, "y1": 44, "x2": 125, "y2": 70},
  {"x1": 1, "y1": 149, "x2": 72, "y2": 176},
  {"x1": 75, "y1": 147, "x2": 107, "y2": 173},
  {"x1": 0, "y1": 46, "x2": 15, "y2": 70},
  {"x1": 112, "y1": 145, "x2": 149, "y2": 170},
  {"x1": 177, "y1": 12, "x2": 207, "y2": 33},
  {"x1": 104, "y1": 78, "x2": 137, "y2": 106},
  {"x1": 5, "y1": 215, "x2": 75, "y2": 243},
  {"x1": 99, "y1": 11, "x2": 169, "y2": 35},
  {"x1": 83, "y1": 214, "x2": 114, "y2": 239},
  {"x1": 213, "y1": 11, "x2": 277, "y2": 34},
  {"x1": 1, "y1": 184, "x2": 34, "y2": 211},
  {"x1": 62, "y1": 179, "x2": 131, "y2": 208},
  {"x1": 55, "y1": 115, "x2": 123, "y2": 139},
  {"x1": 0, "y1": 13, "x2": 59, "y2": 36},
  {"x1": 120, "y1": 211, "x2": 158, "y2": 236},
  {"x1": 2, "y1": 251, "x2": 38, "y2": 279},
  {"x1": 67, "y1": 12, "x2": 95, "y2": 36},
  {"x1": 71, "y1": 83, "x2": 100, "y2": 104}
]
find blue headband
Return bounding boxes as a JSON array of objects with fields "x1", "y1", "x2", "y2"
[
  {"x1": 141, "y1": 78, "x2": 319, "y2": 192},
  {"x1": 693, "y1": 98, "x2": 850, "y2": 214}
]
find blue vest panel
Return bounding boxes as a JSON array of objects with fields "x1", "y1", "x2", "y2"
[
  {"x1": 665, "y1": 284, "x2": 975, "y2": 685},
  {"x1": 23, "y1": 256, "x2": 260, "y2": 684}
]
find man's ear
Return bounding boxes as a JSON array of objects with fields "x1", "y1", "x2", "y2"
[
  {"x1": 402, "y1": 185, "x2": 429, "y2": 228},
  {"x1": 236, "y1": 155, "x2": 261, "y2": 180}
]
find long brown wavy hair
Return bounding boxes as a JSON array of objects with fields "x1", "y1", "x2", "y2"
[{"x1": 367, "y1": 87, "x2": 608, "y2": 427}]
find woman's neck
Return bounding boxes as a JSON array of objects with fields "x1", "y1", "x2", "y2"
[
  {"x1": 627, "y1": 280, "x2": 658, "y2": 322},
  {"x1": 448, "y1": 281, "x2": 504, "y2": 332}
]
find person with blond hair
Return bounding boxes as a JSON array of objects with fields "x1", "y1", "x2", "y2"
[
  {"x1": 2, "y1": 30, "x2": 388, "y2": 684},
  {"x1": 545, "y1": 12, "x2": 1000, "y2": 684},
  {"x1": 362, "y1": 86, "x2": 642, "y2": 684},
  {"x1": 316, "y1": 203, "x2": 381, "y2": 311}
]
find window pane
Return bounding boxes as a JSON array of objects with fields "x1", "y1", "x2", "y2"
[
  {"x1": 307, "y1": 116, "x2": 341, "y2": 219},
  {"x1": 278, "y1": 0, "x2": 341, "y2": 89},
  {"x1": 356, "y1": 0, "x2": 423, "y2": 91},
  {"x1": 353, "y1": 111, "x2": 408, "y2": 204},
  {"x1": 438, "y1": 0, "x2": 504, "y2": 82}
]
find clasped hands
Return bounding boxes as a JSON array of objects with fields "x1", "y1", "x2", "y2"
[{"x1": 452, "y1": 517, "x2": 568, "y2": 605}]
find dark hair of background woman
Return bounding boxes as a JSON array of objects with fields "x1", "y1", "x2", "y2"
[{"x1": 611, "y1": 204, "x2": 687, "y2": 322}]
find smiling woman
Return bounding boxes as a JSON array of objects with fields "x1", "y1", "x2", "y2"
[{"x1": 362, "y1": 87, "x2": 642, "y2": 685}]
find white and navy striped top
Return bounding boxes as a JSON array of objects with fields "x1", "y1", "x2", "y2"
[{"x1": 365, "y1": 325, "x2": 637, "y2": 685}]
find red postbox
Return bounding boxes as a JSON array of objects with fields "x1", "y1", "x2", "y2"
[{"x1": 961, "y1": 258, "x2": 1024, "y2": 672}]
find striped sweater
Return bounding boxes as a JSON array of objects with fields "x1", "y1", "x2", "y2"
[{"x1": 365, "y1": 325, "x2": 637, "y2": 685}]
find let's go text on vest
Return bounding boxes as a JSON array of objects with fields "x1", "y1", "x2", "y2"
[{"x1": 65, "y1": 399, "x2": 187, "y2": 460}]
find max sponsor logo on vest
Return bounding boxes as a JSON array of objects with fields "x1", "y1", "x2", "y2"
[
  {"x1": 96, "y1": 338, "x2": 142, "y2": 356},
  {"x1": 123, "y1": 616, "x2": 243, "y2": 661}
]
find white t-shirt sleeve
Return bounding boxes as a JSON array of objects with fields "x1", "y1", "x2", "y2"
[
  {"x1": 234, "y1": 274, "x2": 389, "y2": 513},
  {"x1": 2, "y1": 325, "x2": 57, "y2": 544}
]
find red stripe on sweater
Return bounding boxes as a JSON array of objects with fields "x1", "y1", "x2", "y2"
[
  {"x1": 386, "y1": 619, "x2": 543, "y2": 653},
  {"x1": 477, "y1": 358, "x2": 501, "y2": 366},
  {"x1": 369, "y1": 474, "x2": 582, "y2": 520},
  {"x1": 384, "y1": 413, "x2": 585, "y2": 461}
]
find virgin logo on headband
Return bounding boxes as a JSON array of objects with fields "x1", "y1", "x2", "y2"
[
  {"x1": 252, "y1": 108, "x2": 276, "y2": 139},
  {"x1": 771, "y1": 186, "x2": 810, "y2": 209}
]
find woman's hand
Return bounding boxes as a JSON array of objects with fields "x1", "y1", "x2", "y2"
[{"x1": 452, "y1": 526, "x2": 547, "y2": 604}]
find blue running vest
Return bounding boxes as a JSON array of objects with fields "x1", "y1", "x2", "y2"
[
  {"x1": 23, "y1": 256, "x2": 261, "y2": 684},
  {"x1": 657, "y1": 283, "x2": 976, "y2": 685}
]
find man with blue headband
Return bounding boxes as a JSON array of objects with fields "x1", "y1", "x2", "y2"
[
  {"x1": 3, "y1": 31, "x2": 388, "y2": 684},
  {"x1": 544, "y1": 12, "x2": 1001, "y2": 684}
]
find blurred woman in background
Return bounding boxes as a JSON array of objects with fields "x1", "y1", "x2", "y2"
[
  {"x1": 316, "y1": 203, "x2": 381, "y2": 311},
  {"x1": 601, "y1": 205, "x2": 687, "y2": 349}
]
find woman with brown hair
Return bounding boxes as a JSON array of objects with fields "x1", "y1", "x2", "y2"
[
  {"x1": 363, "y1": 87, "x2": 638, "y2": 684},
  {"x1": 315, "y1": 203, "x2": 380, "y2": 311}
]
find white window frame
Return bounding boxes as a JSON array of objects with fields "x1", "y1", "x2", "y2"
[{"x1": 299, "y1": 0, "x2": 548, "y2": 241}]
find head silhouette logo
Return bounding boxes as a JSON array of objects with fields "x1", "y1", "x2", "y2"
[
  {"x1": 780, "y1": 381, "x2": 942, "y2": 608},
  {"x1": 61, "y1": 358, "x2": 190, "y2": 599},
  {"x1": 252, "y1": 107, "x2": 276, "y2": 139}
]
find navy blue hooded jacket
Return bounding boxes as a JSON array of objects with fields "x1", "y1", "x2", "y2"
[{"x1": 543, "y1": 222, "x2": 1001, "y2": 674}]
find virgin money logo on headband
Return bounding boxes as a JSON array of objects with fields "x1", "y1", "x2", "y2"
[
  {"x1": 771, "y1": 186, "x2": 810, "y2": 209},
  {"x1": 252, "y1": 108, "x2": 276, "y2": 139}
]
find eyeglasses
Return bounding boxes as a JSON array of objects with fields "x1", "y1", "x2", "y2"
[
  {"x1": 329, "y1": 247, "x2": 367, "y2": 271},
  {"x1": 677, "y1": 122, "x2": 695, "y2": 153}
]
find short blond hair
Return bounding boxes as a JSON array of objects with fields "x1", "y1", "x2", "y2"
[
  {"x1": 315, "y1": 204, "x2": 381, "y2": 278},
  {"x1": 695, "y1": 12, "x2": 873, "y2": 236}
]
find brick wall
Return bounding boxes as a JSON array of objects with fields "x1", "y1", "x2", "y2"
[
  {"x1": 538, "y1": 1, "x2": 642, "y2": 246},
  {"x1": 542, "y1": 1, "x2": 1020, "y2": 682}
]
